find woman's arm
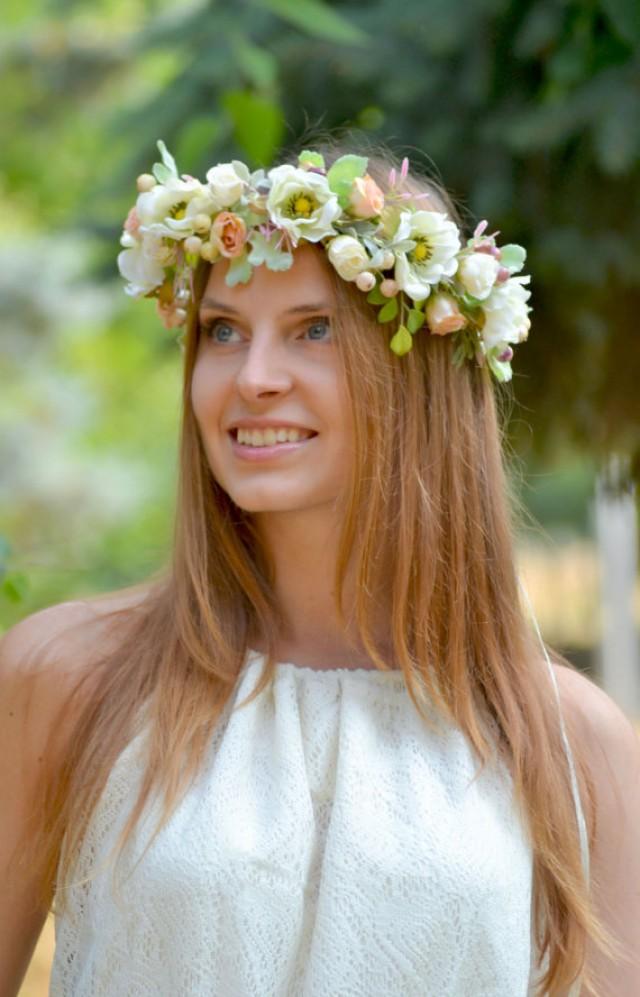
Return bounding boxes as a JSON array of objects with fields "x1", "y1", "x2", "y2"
[
  {"x1": 557, "y1": 665, "x2": 640, "y2": 996},
  {"x1": 0, "y1": 602, "x2": 98, "y2": 996}
]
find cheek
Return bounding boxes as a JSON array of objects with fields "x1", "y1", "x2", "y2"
[{"x1": 190, "y1": 359, "x2": 223, "y2": 428}]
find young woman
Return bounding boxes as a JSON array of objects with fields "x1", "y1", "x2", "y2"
[{"x1": 2, "y1": 138, "x2": 639, "y2": 996}]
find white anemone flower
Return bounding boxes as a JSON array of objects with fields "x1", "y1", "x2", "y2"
[
  {"x1": 117, "y1": 234, "x2": 168, "y2": 297},
  {"x1": 266, "y1": 165, "x2": 341, "y2": 244},
  {"x1": 393, "y1": 210, "x2": 461, "y2": 302},
  {"x1": 136, "y1": 176, "x2": 207, "y2": 239},
  {"x1": 481, "y1": 275, "x2": 532, "y2": 350}
]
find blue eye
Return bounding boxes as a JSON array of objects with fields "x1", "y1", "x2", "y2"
[
  {"x1": 304, "y1": 318, "x2": 331, "y2": 341},
  {"x1": 203, "y1": 320, "x2": 239, "y2": 344},
  {"x1": 201, "y1": 316, "x2": 331, "y2": 344}
]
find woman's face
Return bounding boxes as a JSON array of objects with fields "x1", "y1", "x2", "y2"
[{"x1": 191, "y1": 244, "x2": 354, "y2": 516}]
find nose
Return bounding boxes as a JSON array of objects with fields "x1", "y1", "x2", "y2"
[{"x1": 234, "y1": 333, "x2": 294, "y2": 401}]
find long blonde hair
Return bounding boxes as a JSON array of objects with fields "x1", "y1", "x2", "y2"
[{"x1": 20, "y1": 136, "x2": 621, "y2": 995}]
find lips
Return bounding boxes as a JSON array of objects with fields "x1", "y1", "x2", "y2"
[{"x1": 228, "y1": 432, "x2": 317, "y2": 462}]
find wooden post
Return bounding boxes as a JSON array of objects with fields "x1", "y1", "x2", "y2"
[{"x1": 594, "y1": 453, "x2": 640, "y2": 718}]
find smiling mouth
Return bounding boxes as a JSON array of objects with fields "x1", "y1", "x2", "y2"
[{"x1": 229, "y1": 428, "x2": 318, "y2": 448}]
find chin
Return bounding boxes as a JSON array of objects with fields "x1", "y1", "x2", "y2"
[
  {"x1": 229, "y1": 491, "x2": 318, "y2": 515},
  {"x1": 222, "y1": 479, "x2": 338, "y2": 516}
]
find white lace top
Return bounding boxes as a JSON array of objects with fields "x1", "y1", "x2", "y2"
[{"x1": 50, "y1": 649, "x2": 588, "y2": 996}]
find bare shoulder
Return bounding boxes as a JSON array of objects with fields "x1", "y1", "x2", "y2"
[
  {"x1": 551, "y1": 669, "x2": 640, "y2": 988},
  {"x1": 551, "y1": 660, "x2": 640, "y2": 849},
  {"x1": 551, "y1": 661, "x2": 639, "y2": 747},
  {"x1": 0, "y1": 583, "x2": 155, "y2": 743},
  {"x1": 1, "y1": 583, "x2": 150, "y2": 671}
]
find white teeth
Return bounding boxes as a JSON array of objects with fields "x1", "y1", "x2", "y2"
[{"x1": 235, "y1": 427, "x2": 314, "y2": 447}]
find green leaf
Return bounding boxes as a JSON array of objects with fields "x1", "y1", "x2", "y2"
[
  {"x1": 232, "y1": 37, "x2": 278, "y2": 88},
  {"x1": 298, "y1": 150, "x2": 326, "y2": 170},
  {"x1": 225, "y1": 254, "x2": 254, "y2": 287},
  {"x1": 452, "y1": 342, "x2": 467, "y2": 368},
  {"x1": 248, "y1": 231, "x2": 294, "y2": 271},
  {"x1": 487, "y1": 352, "x2": 512, "y2": 383},
  {"x1": 407, "y1": 308, "x2": 425, "y2": 334},
  {"x1": 152, "y1": 163, "x2": 174, "y2": 184},
  {"x1": 377, "y1": 297, "x2": 399, "y2": 323},
  {"x1": 155, "y1": 139, "x2": 178, "y2": 177},
  {"x1": 327, "y1": 154, "x2": 369, "y2": 208},
  {"x1": 366, "y1": 283, "x2": 388, "y2": 305},
  {"x1": 253, "y1": 0, "x2": 368, "y2": 45},
  {"x1": 499, "y1": 244, "x2": 527, "y2": 274},
  {"x1": 601, "y1": 0, "x2": 640, "y2": 45},
  {"x1": 222, "y1": 91, "x2": 286, "y2": 166},
  {"x1": 390, "y1": 325, "x2": 413, "y2": 356},
  {"x1": 2, "y1": 572, "x2": 29, "y2": 604}
]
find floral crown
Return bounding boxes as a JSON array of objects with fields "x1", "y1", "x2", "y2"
[{"x1": 118, "y1": 141, "x2": 531, "y2": 382}]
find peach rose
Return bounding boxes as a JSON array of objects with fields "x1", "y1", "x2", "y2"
[
  {"x1": 211, "y1": 211, "x2": 248, "y2": 258},
  {"x1": 425, "y1": 292, "x2": 467, "y2": 336},
  {"x1": 348, "y1": 174, "x2": 385, "y2": 219}
]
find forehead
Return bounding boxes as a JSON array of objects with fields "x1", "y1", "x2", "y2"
[{"x1": 201, "y1": 243, "x2": 336, "y2": 312}]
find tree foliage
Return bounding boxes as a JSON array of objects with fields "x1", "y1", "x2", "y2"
[{"x1": 1, "y1": 0, "x2": 639, "y2": 483}]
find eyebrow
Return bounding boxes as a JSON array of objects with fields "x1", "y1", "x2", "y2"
[{"x1": 199, "y1": 297, "x2": 334, "y2": 316}]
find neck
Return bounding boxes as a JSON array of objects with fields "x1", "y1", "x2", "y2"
[{"x1": 249, "y1": 506, "x2": 394, "y2": 669}]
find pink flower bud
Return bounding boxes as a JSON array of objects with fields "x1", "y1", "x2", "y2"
[
  {"x1": 381, "y1": 250, "x2": 395, "y2": 270},
  {"x1": 123, "y1": 206, "x2": 141, "y2": 236},
  {"x1": 475, "y1": 242, "x2": 500, "y2": 257},
  {"x1": 498, "y1": 346, "x2": 513, "y2": 362},
  {"x1": 136, "y1": 173, "x2": 156, "y2": 193},
  {"x1": 380, "y1": 278, "x2": 399, "y2": 297},
  {"x1": 348, "y1": 174, "x2": 385, "y2": 219},
  {"x1": 496, "y1": 267, "x2": 510, "y2": 283},
  {"x1": 355, "y1": 271, "x2": 376, "y2": 292},
  {"x1": 425, "y1": 293, "x2": 467, "y2": 336}
]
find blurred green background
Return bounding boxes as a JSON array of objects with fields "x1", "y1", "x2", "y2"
[
  {"x1": 3, "y1": 0, "x2": 640, "y2": 642},
  {"x1": 1, "y1": 2, "x2": 639, "y2": 988},
  {"x1": 2, "y1": 0, "x2": 639, "y2": 647}
]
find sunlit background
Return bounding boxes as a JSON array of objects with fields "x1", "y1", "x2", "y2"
[{"x1": 2, "y1": 0, "x2": 639, "y2": 991}]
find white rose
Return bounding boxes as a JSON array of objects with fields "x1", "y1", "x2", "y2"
[
  {"x1": 266, "y1": 164, "x2": 341, "y2": 244},
  {"x1": 457, "y1": 252, "x2": 500, "y2": 300},
  {"x1": 205, "y1": 163, "x2": 246, "y2": 210},
  {"x1": 327, "y1": 235, "x2": 369, "y2": 281},
  {"x1": 393, "y1": 210, "x2": 461, "y2": 302},
  {"x1": 481, "y1": 275, "x2": 532, "y2": 349}
]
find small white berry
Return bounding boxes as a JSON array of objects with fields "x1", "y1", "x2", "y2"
[
  {"x1": 136, "y1": 173, "x2": 156, "y2": 193},
  {"x1": 193, "y1": 213, "x2": 212, "y2": 235},
  {"x1": 380, "y1": 278, "x2": 399, "y2": 297},
  {"x1": 184, "y1": 236, "x2": 203, "y2": 255},
  {"x1": 200, "y1": 241, "x2": 221, "y2": 263},
  {"x1": 355, "y1": 271, "x2": 376, "y2": 292}
]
